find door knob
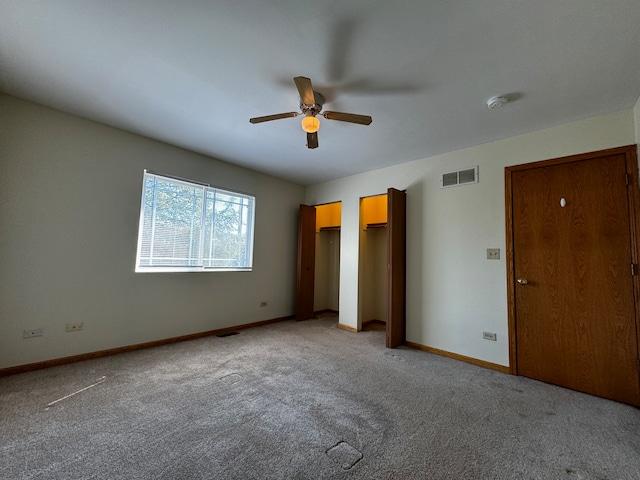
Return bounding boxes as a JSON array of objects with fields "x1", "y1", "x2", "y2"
[{"x1": 517, "y1": 278, "x2": 528, "y2": 285}]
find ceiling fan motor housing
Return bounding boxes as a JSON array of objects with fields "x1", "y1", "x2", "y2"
[
  {"x1": 249, "y1": 76, "x2": 372, "y2": 150},
  {"x1": 301, "y1": 91, "x2": 325, "y2": 116}
]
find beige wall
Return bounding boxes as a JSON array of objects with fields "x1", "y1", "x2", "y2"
[
  {"x1": 305, "y1": 109, "x2": 637, "y2": 367},
  {"x1": 2, "y1": 92, "x2": 638, "y2": 371},
  {"x1": 0, "y1": 94, "x2": 305, "y2": 369}
]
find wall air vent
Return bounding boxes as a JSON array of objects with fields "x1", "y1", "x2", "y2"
[{"x1": 440, "y1": 166, "x2": 479, "y2": 188}]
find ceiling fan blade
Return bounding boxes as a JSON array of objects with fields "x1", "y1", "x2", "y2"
[
  {"x1": 294, "y1": 76, "x2": 316, "y2": 105},
  {"x1": 306, "y1": 132, "x2": 318, "y2": 149},
  {"x1": 249, "y1": 112, "x2": 299, "y2": 124},
  {"x1": 322, "y1": 111, "x2": 372, "y2": 125}
]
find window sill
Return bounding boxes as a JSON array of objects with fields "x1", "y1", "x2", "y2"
[{"x1": 135, "y1": 266, "x2": 252, "y2": 273}]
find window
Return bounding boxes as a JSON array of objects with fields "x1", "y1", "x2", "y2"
[{"x1": 135, "y1": 171, "x2": 255, "y2": 272}]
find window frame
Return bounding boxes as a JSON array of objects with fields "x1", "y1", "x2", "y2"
[{"x1": 135, "y1": 170, "x2": 255, "y2": 273}]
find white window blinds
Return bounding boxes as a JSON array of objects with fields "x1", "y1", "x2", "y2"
[{"x1": 136, "y1": 171, "x2": 255, "y2": 272}]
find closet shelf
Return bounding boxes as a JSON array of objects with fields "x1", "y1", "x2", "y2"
[{"x1": 366, "y1": 222, "x2": 387, "y2": 229}]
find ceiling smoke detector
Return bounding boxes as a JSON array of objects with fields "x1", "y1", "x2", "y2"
[{"x1": 486, "y1": 95, "x2": 508, "y2": 110}]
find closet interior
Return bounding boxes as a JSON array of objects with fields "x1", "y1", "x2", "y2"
[
  {"x1": 359, "y1": 194, "x2": 388, "y2": 330},
  {"x1": 314, "y1": 202, "x2": 341, "y2": 315}
]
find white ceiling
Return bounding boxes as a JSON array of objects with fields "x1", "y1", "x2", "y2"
[{"x1": 1, "y1": 1, "x2": 640, "y2": 185}]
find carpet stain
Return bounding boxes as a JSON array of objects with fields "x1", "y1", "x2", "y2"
[
  {"x1": 384, "y1": 352, "x2": 407, "y2": 363},
  {"x1": 326, "y1": 441, "x2": 363, "y2": 470},
  {"x1": 565, "y1": 467, "x2": 584, "y2": 478},
  {"x1": 219, "y1": 373, "x2": 243, "y2": 385}
]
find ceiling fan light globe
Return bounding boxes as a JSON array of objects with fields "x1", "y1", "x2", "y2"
[{"x1": 301, "y1": 116, "x2": 320, "y2": 133}]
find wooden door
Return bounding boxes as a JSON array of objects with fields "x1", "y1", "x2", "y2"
[
  {"x1": 507, "y1": 147, "x2": 640, "y2": 405},
  {"x1": 386, "y1": 188, "x2": 407, "y2": 348},
  {"x1": 296, "y1": 204, "x2": 316, "y2": 321}
]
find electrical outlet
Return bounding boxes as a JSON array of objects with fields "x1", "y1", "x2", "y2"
[
  {"x1": 259, "y1": 301, "x2": 268, "y2": 308},
  {"x1": 486, "y1": 248, "x2": 500, "y2": 260},
  {"x1": 23, "y1": 328, "x2": 43, "y2": 338},
  {"x1": 483, "y1": 331, "x2": 497, "y2": 341},
  {"x1": 65, "y1": 322, "x2": 83, "y2": 332}
]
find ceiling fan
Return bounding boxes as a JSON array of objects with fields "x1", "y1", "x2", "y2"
[{"x1": 249, "y1": 76, "x2": 372, "y2": 149}]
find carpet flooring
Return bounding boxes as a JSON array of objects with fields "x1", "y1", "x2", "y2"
[{"x1": 1, "y1": 316, "x2": 639, "y2": 479}]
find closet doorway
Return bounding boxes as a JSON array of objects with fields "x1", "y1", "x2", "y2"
[
  {"x1": 360, "y1": 194, "x2": 388, "y2": 331},
  {"x1": 314, "y1": 203, "x2": 341, "y2": 316},
  {"x1": 296, "y1": 202, "x2": 341, "y2": 321},
  {"x1": 359, "y1": 188, "x2": 406, "y2": 347}
]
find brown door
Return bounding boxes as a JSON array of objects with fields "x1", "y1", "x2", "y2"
[
  {"x1": 387, "y1": 188, "x2": 406, "y2": 348},
  {"x1": 508, "y1": 148, "x2": 640, "y2": 405},
  {"x1": 296, "y1": 204, "x2": 316, "y2": 321}
]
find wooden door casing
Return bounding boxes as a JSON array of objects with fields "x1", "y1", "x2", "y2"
[{"x1": 505, "y1": 145, "x2": 640, "y2": 405}]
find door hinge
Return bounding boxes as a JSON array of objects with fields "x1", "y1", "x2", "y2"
[
  {"x1": 625, "y1": 173, "x2": 630, "y2": 186},
  {"x1": 633, "y1": 263, "x2": 638, "y2": 276},
  {"x1": 637, "y1": 358, "x2": 640, "y2": 372}
]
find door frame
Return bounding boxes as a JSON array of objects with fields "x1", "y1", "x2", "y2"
[{"x1": 504, "y1": 145, "x2": 640, "y2": 375}]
